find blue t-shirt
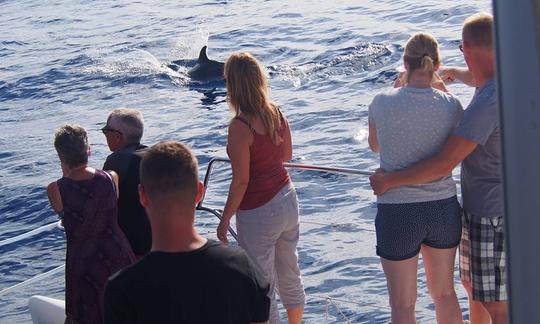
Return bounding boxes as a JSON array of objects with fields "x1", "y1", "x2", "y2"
[
  {"x1": 369, "y1": 86, "x2": 463, "y2": 203},
  {"x1": 453, "y1": 79, "x2": 503, "y2": 218}
]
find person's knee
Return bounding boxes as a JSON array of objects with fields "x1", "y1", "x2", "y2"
[
  {"x1": 389, "y1": 294, "x2": 416, "y2": 310},
  {"x1": 482, "y1": 301, "x2": 508, "y2": 318},
  {"x1": 428, "y1": 285, "x2": 457, "y2": 301}
]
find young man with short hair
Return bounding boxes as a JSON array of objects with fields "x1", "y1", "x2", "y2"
[{"x1": 104, "y1": 141, "x2": 270, "y2": 324}]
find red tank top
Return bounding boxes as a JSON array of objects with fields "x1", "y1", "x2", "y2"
[{"x1": 233, "y1": 114, "x2": 291, "y2": 210}]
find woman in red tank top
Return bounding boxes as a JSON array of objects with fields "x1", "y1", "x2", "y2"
[{"x1": 216, "y1": 52, "x2": 305, "y2": 324}]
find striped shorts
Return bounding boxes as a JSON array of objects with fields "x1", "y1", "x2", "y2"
[{"x1": 459, "y1": 210, "x2": 507, "y2": 302}]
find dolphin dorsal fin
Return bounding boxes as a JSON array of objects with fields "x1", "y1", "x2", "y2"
[{"x1": 198, "y1": 46, "x2": 209, "y2": 62}]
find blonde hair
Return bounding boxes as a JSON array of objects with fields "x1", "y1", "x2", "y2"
[
  {"x1": 403, "y1": 32, "x2": 440, "y2": 80},
  {"x1": 224, "y1": 52, "x2": 282, "y2": 144},
  {"x1": 463, "y1": 12, "x2": 493, "y2": 49}
]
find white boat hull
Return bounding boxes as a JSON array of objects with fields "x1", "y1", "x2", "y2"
[{"x1": 29, "y1": 295, "x2": 65, "y2": 324}]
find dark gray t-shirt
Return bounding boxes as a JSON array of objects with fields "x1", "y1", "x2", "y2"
[
  {"x1": 369, "y1": 86, "x2": 463, "y2": 203},
  {"x1": 453, "y1": 79, "x2": 502, "y2": 218}
]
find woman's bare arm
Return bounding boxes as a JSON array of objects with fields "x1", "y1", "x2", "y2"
[
  {"x1": 368, "y1": 120, "x2": 380, "y2": 153},
  {"x1": 47, "y1": 182, "x2": 63, "y2": 213},
  {"x1": 282, "y1": 116, "x2": 293, "y2": 162},
  {"x1": 217, "y1": 119, "x2": 252, "y2": 243}
]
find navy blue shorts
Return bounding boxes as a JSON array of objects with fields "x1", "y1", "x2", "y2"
[{"x1": 375, "y1": 196, "x2": 462, "y2": 261}]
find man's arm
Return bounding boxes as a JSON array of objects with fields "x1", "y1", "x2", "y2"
[
  {"x1": 439, "y1": 67, "x2": 477, "y2": 87},
  {"x1": 370, "y1": 135, "x2": 478, "y2": 195}
]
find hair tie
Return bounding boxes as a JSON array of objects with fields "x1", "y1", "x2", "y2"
[{"x1": 422, "y1": 53, "x2": 430, "y2": 58}]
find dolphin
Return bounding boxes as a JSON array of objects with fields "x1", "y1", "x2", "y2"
[{"x1": 168, "y1": 46, "x2": 225, "y2": 82}]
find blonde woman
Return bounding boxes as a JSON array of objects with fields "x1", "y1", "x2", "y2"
[
  {"x1": 216, "y1": 52, "x2": 305, "y2": 324},
  {"x1": 368, "y1": 33, "x2": 464, "y2": 324}
]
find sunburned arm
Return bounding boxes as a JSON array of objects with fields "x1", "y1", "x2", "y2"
[
  {"x1": 47, "y1": 182, "x2": 63, "y2": 213},
  {"x1": 110, "y1": 170, "x2": 120, "y2": 198},
  {"x1": 439, "y1": 67, "x2": 477, "y2": 87},
  {"x1": 282, "y1": 116, "x2": 293, "y2": 162},
  {"x1": 431, "y1": 72, "x2": 448, "y2": 92},
  {"x1": 217, "y1": 119, "x2": 252, "y2": 243},
  {"x1": 370, "y1": 135, "x2": 478, "y2": 195},
  {"x1": 368, "y1": 120, "x2": 380, "y2": 153}
]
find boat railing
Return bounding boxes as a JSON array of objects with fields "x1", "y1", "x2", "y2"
[
  {"x1": 0, "y1": 158, "x2": 380, "y2": 323},
  {"x1": 197, "y1": 157, "x2": 373, "y2": 241}
]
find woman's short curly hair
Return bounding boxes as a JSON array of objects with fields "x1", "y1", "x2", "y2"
[{"x1": 54, "y1": 124, "x2": 89, "y2": 168}]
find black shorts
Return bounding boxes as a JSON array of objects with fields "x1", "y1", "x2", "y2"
[{"x1": 375, "y1": 196, "x2": 462, "y2": 261}]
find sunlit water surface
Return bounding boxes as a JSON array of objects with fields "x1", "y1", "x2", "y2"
[{"x1": 0, "y1": 0, "x2": 491, "y2": 322}]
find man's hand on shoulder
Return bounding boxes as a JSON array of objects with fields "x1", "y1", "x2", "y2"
[{"x1": 369, "y1": 168, "x2": 392, "y2": 195}]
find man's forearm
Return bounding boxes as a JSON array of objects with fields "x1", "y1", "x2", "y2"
[{"x1": 387, "y1": 155, "x2": 455, "y2": 189}]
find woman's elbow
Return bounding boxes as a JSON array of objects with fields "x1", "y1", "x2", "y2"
[{"x1": 369, "y1": 142, "x2": 380, "y2": 153}]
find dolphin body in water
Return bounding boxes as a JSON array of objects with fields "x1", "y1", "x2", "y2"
[{"x1": 169, "y1": 46, "x2": 225, "y2": 83}]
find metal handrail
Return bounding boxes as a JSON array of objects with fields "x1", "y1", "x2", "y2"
[
  {"x1": 0, "y1": 220, "x2": 62, "y2": 248},
  {"x1": 0, "y1": 158, "x2": 371, "y2": 250},
  {"x1": 0, "y1": 264, "x2": 65, "y2": 297},
  {"x1": 198, "y1": 157, "x2": 373, "y2": 208},
  {"x1": 0, "y1": 158, "x2": 374, "y2": 298}
]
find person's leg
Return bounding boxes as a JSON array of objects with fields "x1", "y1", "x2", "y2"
[
  {"x1": 274, "y1": 185, "x2": 304, "y2": 324},
  {"x1": 482, "y1": 301, "x2": 507, "y2": 324},
  {"x1": 480, "y1": 215, "x2": 508, "y2": 324},
  {"x1": 275, "y1": 227, "x2": 304, "y2": 324},
  {"x1": 462, "y1": 279, "x2": 491, "y2": 324},
  {"x1": 376, "y1": 201, "x2": 430, "y2": 324},
  {"x1": 459, "y1": 209, "x2": 491, "y2": 324},
  {"x1": 421, "y1": 245, "x2": 462, "y2": 324},
  {"x1": 237, "y1": 207, "x2": 283, "y2": 324},
  {"x1": 462, "y1": 213, "x2": 507, "y2": 324},
  {"x1": 381, "y1": 256, "x2": 419, "y2": 324}
]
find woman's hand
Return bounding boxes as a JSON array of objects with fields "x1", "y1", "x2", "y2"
[
  {"x1": 217, "y1": 217, "x2": 231, "y2": 244},
  {"x1": 369, "y1": 168, "x2": 391, "y2": 195},
  {"x1": 394, "y1": 71, "x2": 407, "y2": 88},
  {"x1": 431, "y1": 72, "x2": 448, "y2": 92}
]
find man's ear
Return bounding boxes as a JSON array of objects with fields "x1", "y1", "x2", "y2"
[
  {"x1": 139, "y1": 184, "x2": 149, "y2": 207},
  {"x1": 195, "y1": 181, "x2": 205, "y2": 205}
]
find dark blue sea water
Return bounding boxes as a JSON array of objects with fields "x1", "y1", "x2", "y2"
[{"x1": 0, "y1": 1, "x2": 492, "y2": 322}]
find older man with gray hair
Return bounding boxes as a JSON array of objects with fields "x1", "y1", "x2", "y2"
[{"x1": 102, "y1": 108, "x2": 151, "y2": 258}]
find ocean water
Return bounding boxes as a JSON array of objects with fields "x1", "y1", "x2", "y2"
[{"x1": 0, "y1": 0, "x2": 492, "y2": 322}]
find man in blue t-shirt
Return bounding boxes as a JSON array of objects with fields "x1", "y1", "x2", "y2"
[
  {"x1": 104, "y1": 141, "x2": 270, "y2": 324},
  {"x1": 370, "y1": 13, "x2": 507, "y2": 324}
]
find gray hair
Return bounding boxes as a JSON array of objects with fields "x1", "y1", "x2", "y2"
[
  {"x1": 54, "y1": 124, "x2": 89, "y2": 168},
  {"x1": 107, "y1": 108, "x2": 144, "y2": 144}
]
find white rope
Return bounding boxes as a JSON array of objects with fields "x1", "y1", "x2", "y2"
[
  {"x1": 0, "y1": 264, "x2": 65, "y2": 297},
  {"x1": 0, "y1": 221, "x2": 59, "y2": 248}
]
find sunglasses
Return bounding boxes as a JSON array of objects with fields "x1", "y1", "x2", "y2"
[{"x1": 101, "y1": 126, "x2": 122, "y2": 135}]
